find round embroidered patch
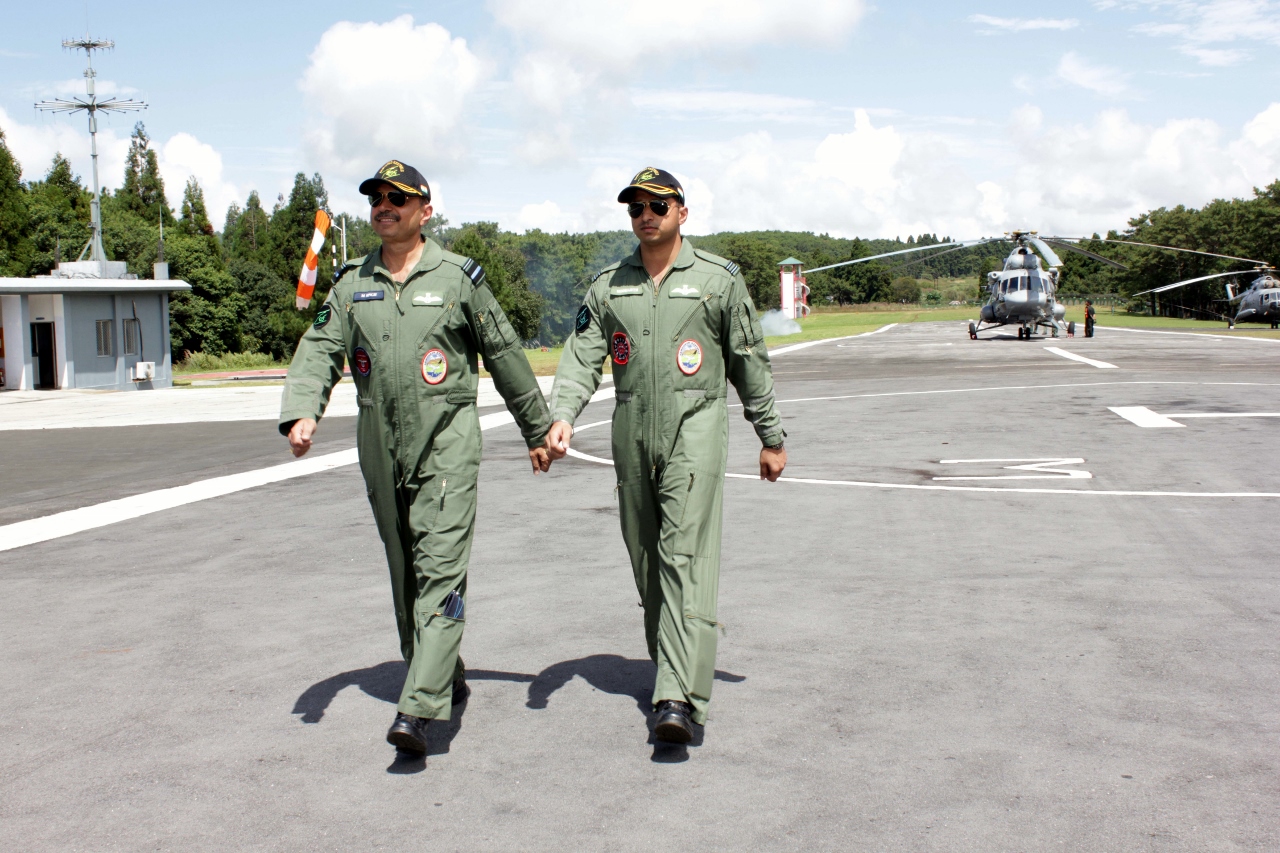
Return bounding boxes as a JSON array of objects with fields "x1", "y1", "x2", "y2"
[
  {"x1": 421, "y1": 349, "x2": 448, "y2": 385},
  {"x1": 677, "y1": 339, "x2": 703, "y2": 375},
  {"x1": 611, "y1": 331, "x2": 631, "y2": 365},
  {"x1": 353, "y1": 346, "x2": 372, "y2": 377}
]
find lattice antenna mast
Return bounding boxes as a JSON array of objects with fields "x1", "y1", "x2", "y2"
[{"x1": 35, "y1": 37, "x2": 146, "y2": 265}]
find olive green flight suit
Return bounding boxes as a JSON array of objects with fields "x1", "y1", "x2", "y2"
[
  {"x1": 279, "y1": 238, "x2": 550, "y2": 721},
  {"x1": 549, "y1": 239, "x2": 783, "y2": 724}
]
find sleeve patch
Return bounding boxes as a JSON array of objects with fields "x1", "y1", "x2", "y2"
[
  {"x1": 575, "y1": 304, "x2": 592, "y2": 334},
  {"x1": 460, "y1": 258, "x2": 487, "y2": 287}
]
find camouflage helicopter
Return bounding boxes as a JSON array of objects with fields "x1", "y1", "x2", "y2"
[
  {"x1": 1133, "y1": 262, "x2": 1280, "y2": 329},
  {"x1": 799, "y1": 230, "x2": 1124, "y2": 340}
]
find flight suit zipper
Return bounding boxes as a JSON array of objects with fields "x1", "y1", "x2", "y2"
[{"x1": 671, "y1": 293, "x2": 713, "y2": 341}]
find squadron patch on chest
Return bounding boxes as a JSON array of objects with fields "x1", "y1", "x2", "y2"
[
  {"x1": 421, "y1": 349, "x2": 448, "y2": 385},
  {"x1": 353, "y1": 290, "x2": 384, "y2": 302},
  {"x1": 353, "y1": 347, "x2": 372, "y2": 377},
  {"x1": 677, "y1": 339, "x2": 703, "y2": 376},
  {"x1": 611, "y1": 332, "x2": 631, "y2": 365},
  {"x1": 575, "y1": 304, "x2": 592, "y2": 335}
]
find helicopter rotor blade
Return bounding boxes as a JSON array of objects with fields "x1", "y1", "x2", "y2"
[
  {"x1": 1041, "y1": 239, "x2": 1129, "y2": 270},
  {"x1": 1131, "y1": 269, "x2": 1255, "y2": 297},
  {"x1": 1027, "y1": 237, "x2": 1063, "y2": 268},
  {"x1": 802, "y1": 240, "x2": 981, "y2": 275},
  {"x1": 1088, "y1": 238, "x2": 1266, "y2": 266}
]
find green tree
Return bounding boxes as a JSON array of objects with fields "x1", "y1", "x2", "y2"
[
  {"x1": 0, "y1": 126, "x2": 31, "y2": 275},
  {"x1": 448, "y1": 222, "x2": 543, "y2": 341},
  {"x1": 223, "y1": 190, "x2": 271, "y2": 265},
  {"x1": 167, "y1": 177, "x2": 244, "y2": 357},
  {"x1": 24, "y1": 153, "x2": 92, "y2": 273},
  {"x1": 118, "y1": 122, "x2": 172, "y2": 226},
  {"x1": 889, "y1": 276, "x2": 921, "y2": 304}
]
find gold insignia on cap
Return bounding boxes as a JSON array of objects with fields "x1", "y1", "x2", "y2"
[
  {"x1": 633, "y1": 167, "x2": 660, "y2": 183},
  {"x1": 380, "y1": 160, "x2": 405, "y2": 179}
]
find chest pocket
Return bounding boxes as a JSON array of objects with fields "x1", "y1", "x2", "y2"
[
  {"x1": 603, "y1": 288, "x2": 646, "y2": 338},
  {"x1": 672, "y1": 292, "x2": 719, "y2": 342},
  {"x1": 414, "y1": 300, "x2": 456, "y2": 350}
]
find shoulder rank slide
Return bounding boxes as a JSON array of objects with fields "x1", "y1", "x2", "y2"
[
  {"x1": 332, "y1": 259, "x2": 360, "y2": 286},
  {"x1": 725, "y1": 261, "x2": 741, "y2": 276},
  {"x1": 460, "y1": 258, "x2": 487, "y2": 288}
]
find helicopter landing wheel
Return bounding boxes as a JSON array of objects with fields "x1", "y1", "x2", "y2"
[
  {"x1": 968, "y1": 321, "x2": 978, "y2": 340},
  {"x1": 1016, "y1": 327, "x2": 1023, "y2": 339}
]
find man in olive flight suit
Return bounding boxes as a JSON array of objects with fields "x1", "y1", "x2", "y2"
[
  {"x1": 280, "y1": 160, "x2": 552, "y2": 756},
  {"x1": 545, "y1": 167, "x2": 787, "y2": 744}
]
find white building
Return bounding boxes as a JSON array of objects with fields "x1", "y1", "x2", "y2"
[{"x1": 0, "y1": 261, "x2": 190, "y2": 391}]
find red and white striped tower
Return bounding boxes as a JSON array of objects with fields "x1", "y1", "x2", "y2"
[{"x1": 778, "y1": 258, "x2": 810, "y2": 318}]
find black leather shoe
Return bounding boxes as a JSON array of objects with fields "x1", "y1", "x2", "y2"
[
  {"x1": 386, "y1": 712, "x2": 430, "y2": 754},
  {"x1": 451, "y1": 674, "x2": 470, "y2": 705},
  {"x1": 653, "y1": 700, "x2": 694, "y2": 744}
]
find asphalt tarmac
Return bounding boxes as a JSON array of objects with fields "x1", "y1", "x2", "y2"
[{"x1": 2, "y1": 322, "x2": 1277, "y2": 851}]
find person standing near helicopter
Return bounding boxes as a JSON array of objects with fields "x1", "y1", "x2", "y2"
[{"x1": 1085, "y1": 299, "x2": 1096, "y2": 337}]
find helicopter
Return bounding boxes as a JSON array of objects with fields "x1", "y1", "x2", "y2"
[
  {"x1": 1133, "y1": 264, "x2": 1280, "y2": 329},
  {"x1": 798, "y1": 231, "x2": 1127, "y2": 340}
]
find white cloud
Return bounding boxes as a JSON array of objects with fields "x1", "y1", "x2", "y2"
[
  {"x1": 630, "y1": 90, "x2": 819, "y2": 123},
  {"x1": 300, "y1": 15, "x2": 486, "y2": 207},
  {"x1": 494, "y1": 0, "x2": 867, "y2": 162},
  {"x1": 589, "y1": 102, "x2": 1280, "y2": 240},
  {"x1": 1110, "y1": 0, "x2": 1280, "y2": 65},
  {"x1": 1056, "y1": 52, "x2": 1134, "y2": 98},
  {"x1": 0, "y1": 108, "x2": 241, "y2": 226},
  {"x1": 969, "y1": 14, "x2": 1080, "y2": 32},
  {"x1": 489, "y1": 0, "x2": 867, "y2": 70},
  {"x1": 159, "y1": 133, "x2": 240, "y2": 223}
]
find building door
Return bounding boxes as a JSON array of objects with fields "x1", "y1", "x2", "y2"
[{"x1": 30, "y1": 322, "x2": 56, "y2": 389}]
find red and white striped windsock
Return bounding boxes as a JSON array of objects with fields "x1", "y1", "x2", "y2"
[{"x1": 296, "y1": 209, "x2": 332, "y2": 310}]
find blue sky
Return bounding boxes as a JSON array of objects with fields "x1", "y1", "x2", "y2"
[{"x1": 3, "y1": 1, "x2": 1279, "y2": 239}]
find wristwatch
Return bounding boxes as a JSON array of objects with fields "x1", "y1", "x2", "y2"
[{"x1": 765, "y1": 440, "x2": 784, "y2": 450}]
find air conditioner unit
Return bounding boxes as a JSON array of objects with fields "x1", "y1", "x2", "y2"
[{"x1": 131, "y1": 362, "x2": 155, "y2": 381}]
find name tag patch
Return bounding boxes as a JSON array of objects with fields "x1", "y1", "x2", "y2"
[
  {"x1": 421, "y1": 349, "x2": 448, "y2": 385},
  {"x1": 609, "y1": 286, "x2": 643, "y2": 296},
  {"x1": 677, "y1": 339, "x2": 703, "y2": 376},
  {"x1": 353, "y1": 346, "x2": 372, "y2": 377},
  {"x1": 413, "y1": 292, "x2": 444, "y2": 306},
  {"x1": 611, "y1": 332, "x2": 631, "y2": 366},
  {"x1": 669, "y1": 284, "x2": 700, "y2": 298},
  {"x1": 353, "y1": 290, "x2": 384, "y2": 302}
]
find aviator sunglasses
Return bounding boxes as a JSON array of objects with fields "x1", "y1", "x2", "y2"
[
  {"x1": 367, "y1": 190, "x2": 413, "y2": 208},
  {"x1": 627, "y1": 199, "x2": 676, "y2": 218}
]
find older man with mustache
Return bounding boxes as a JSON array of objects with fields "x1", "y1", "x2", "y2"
[{"x1": 279, "y1": 160, "x2": 552, "y2": 758}]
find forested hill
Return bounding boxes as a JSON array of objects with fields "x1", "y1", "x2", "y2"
[{"x1": 3, "y1": 121, "x2": 1279, "y2": 357}]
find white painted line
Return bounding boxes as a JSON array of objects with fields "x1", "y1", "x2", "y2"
[
  {"x1": 1173, "y1": 412, "x2": 1280, "y2": 419},
  {"x1": 1044, "y1": 347, "x2": 1118, "y2": 369},
  {"x1": 1106, "y1": 327, "x2": 1280, "y2": 343},
  {"x1": 1109, "y1": 406, "x2": 1185, "y2": 428},
  {"x1": 768, "y1": 323, "x2": 897, "y2": 357},
  {"x1": 933, "y1": 458, "x2": 1092, "y2": 480},
  {"x1": 0, "y1": 407, "x2": 528, "y2": 554}
]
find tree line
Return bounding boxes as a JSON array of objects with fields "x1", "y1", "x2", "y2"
[{"x1": 2, "y1": 120, "x2": 1278, "y2": 359}]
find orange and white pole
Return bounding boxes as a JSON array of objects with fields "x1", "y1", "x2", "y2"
[{"x1": 296, "y1": 209, "x2": 332, "y2": 310}]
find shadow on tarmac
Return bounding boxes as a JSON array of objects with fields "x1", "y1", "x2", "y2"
[{"x1": 294, "y1": 654, "x2": 744, "y2": 766}]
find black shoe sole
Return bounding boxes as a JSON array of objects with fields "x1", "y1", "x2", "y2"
[
  {"x1": 386, "y1": 727, "x2": 427, "y2": 754},
  {"x1": 654, "y1": 716, "x2": 693, "y2": 744}
]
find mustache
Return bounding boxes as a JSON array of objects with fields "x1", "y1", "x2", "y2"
[{"x1": 374, "y1": 211, "x2": 400, "y2": 222}]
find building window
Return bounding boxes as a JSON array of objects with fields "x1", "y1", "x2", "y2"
[
  {"x1": 123, "y1": 319, "x2": 139, "y2": 356},
  {"x1": 96, "y1": 320, "x2": 114, "y2": 357}
]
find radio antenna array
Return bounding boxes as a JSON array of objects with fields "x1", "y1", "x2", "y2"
[{"x1": 35, "y1": 37, "x2": 147, "y2": 265}]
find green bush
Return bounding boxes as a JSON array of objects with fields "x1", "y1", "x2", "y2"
[{"x1": 176, "y1": 350, "x2": 283, "y2": 374}]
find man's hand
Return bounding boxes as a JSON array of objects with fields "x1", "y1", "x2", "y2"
[
  {"x1": 288, "y1": 418, "x2": 317, "y2": 458},
  {"x1": 529, "y1": 446, "x2": 551, "y2": 475},
  {"x1": 545, "y1": 421, "x2": 573, "y2": 461},
  {"x1": 760, "y1": 445, "x2": 787, "y2": 482}
]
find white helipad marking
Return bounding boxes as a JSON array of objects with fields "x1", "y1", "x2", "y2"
[
  {"x1": 1106, "y1": 327, "x2": 1280, "y2": 343},
  {"x1": 0, "y1": 409, "x2": 524, "y2": 553},
  {"x1": 1110, "y1": 406, "x2": 1280, "y2": 427},
  {"x1": 1044, "y1": 347, "x2": 1118, "y2": 369},
  {"x1": 933, "y1": 458, "x2": 1092, "y2": 480},
  {"x1": 768, "y1": 323, "x2": 897, "y2": 356}
]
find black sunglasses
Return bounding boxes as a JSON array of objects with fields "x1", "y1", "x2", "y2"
[
  {"x1": 627, "y1": 199, "x2": 676, "y2": 219},
  {"x1": 367, "y1": 190, "x2": 414, "y2": 208}
]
